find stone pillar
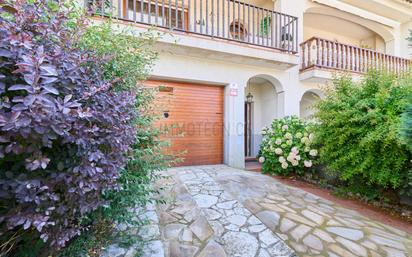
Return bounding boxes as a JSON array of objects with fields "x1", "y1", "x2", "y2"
[
  {"x1": 274, "y1": 0, "x2": 306, "y2": 118},
  {"x1": 400, "y1": 20, "x2": 412, "y2": 58},
  {"x1": 224, "y1": 82, "x2": 246, "y2": 169}
]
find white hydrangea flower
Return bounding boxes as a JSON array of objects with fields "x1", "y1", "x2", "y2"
[
  {"x1": 286, "y1": 140, "x2": 292, "y2": 146},
  {"x1": 281, "y1": 125, "x2": 289, "y2": 131},
  {"x1": 275, "y1": 148, "x2": 283, "y2": 155},
  {"x1": 304, "y1": 147, "x2": 310, "y2": 152},
  {"x1": 309, "y1": 149, "x2": 318, "y2": 157},
  {"x1": 295, "y1": 155, "x2": 301, "y2": 161},
  {"x1": 291, "y1": 160, "x2": 299, "y2": 166},
  {"x1": 304, "y1": 160, "x2": 313, "y2": 167},
  {"x1": 291, "y1": 147, "x2": 299, "y2": 154},
  {"x1": 285, "y1": 133, "x2": 293, "y2": 139},
  {"x1": 287, "y1": 154, "x2": 295, "y2": 162},
  {"x1": 275, "y1": 139, "x2": 282, "y2": 145},
  {"x1": 258, "y1": 156, "x2": 265, "y2": 163},
  {"x1": 301, "y1": 137, "x2": 309, "y2": 144},
  {"x1": 295, "y1": 132, "x2": 303, "y2": 139},
  {"x1": 279, "y1": 156, "x2": 286, "y2": 163},
  {"x1": 281, "y1": 162, "x2": 288, "y2": 169},
  {"x1": 309, "y1": 133, "x2": 315, "y2": 141}
]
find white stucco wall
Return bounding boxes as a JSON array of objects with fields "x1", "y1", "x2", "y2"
[
  {"x1": 245, "y1": 81, "x2": 278, "y2": 156},
  {"x1": 300, "y1": 91, "x2": 320, "y2": 120},
  {"x1": 401, "y1": 20, "x2": 412, "y2": 59},
  {"x1": 86, "y1": 0, "x2": 411, "y2": 168},
  {"x1": 303, "y1": 17, "x2": 386, "y2": 53},
  {"x1": 150, "y1": 51, "x2": 295, "y2": 168},
  {"x1": 303, "y1": 26, "x2": 357, "y2": 45},
  {"x1": 245, "y1": 83, "x2": 278, "y2": 134},
  {"x1": 151, "y1": 0, "x2": 410, "y2": 168},
  {"x1": 260, "y1": 83, "x2": 278, "y2": 127}
]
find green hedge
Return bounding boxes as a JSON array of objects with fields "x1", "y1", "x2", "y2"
[
  {"x1": 315, "y1": 71, "x2": 412, "y2": 192},
  {"x1": 400, "y1": 95, "x2": 412, "y2": 151}
]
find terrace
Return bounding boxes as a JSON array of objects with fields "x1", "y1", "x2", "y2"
[
  {"x1": 86, "y1": 0, "x2": 299, "y2": 54},
  {"x1": 301, "y1": 36, "x2": 410, "y2": 76}
]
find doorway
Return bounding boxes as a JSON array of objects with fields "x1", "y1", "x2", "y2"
[
  {"x1": 244, "y1": 102, "x2": 252, "y2": 157},
  {"x1": 244, "y1": 76, "x2": 281, "y2": 158}
]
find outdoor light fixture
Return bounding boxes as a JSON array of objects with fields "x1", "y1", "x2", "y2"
[
  {"x1": 246, "y1": 80, "x2": 254, "y2": 103},
  {"x1": 246, "y1": 92, "x2": 254, "y2": 103}
]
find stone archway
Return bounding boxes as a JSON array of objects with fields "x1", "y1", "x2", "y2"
[
  {"x1": 304, "y1": 6, "x2": 395, "y2": 53},
  {"x1": 300, "y1": 89, "x2": 323, "y2": 120},
  {"x1": 244, "y1": 75, "x2": 284, "y2": 157}
]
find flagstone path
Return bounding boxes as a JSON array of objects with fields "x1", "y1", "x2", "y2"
[{"x1": 101, "y1": 165, "x2": 412, "y2": 257}]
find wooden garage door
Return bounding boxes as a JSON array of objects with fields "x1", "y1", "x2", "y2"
[{"x1": 146, "y1": 80, "x2": 224, "y2": 166}]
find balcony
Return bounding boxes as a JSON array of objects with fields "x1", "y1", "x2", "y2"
[
  {"x1": 86, "y1": 0, "x2": 299, "y2": 54},
  {"x1": 300, "y1": 37, "x2": 410, "y2": 82}
]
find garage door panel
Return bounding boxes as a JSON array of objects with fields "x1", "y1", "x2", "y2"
[
  {"x1": 166, "y1": 102, "x2": 222, "y2": 111},
  {"x1": 161, "y1": 115, "x2": 223, "y2": 120},
  {"x1": 146, "y1": 80, "x2": 224, "y2": 166},
  {"x1": 166, "y1": 140, "x2": 223, "y2": 149},
  {"x1": 167, "y1": 91, "x2": 223, "y2": 96}
]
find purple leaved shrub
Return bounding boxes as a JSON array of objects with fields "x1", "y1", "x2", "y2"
[{"x1": 0, "y1": 0, "x2": 137, "y2": 248}]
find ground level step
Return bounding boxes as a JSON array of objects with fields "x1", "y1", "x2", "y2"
[
  {"x1": 245, "y1": 156, "x2": 257, "y2": 162},
  {"x1": 245, "y1": 161, "x2": 262, "y2": 172}
]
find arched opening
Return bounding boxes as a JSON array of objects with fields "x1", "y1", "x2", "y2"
[
  {"x1": 303, "y1": 6, "x2": 394, "y2": 53},
  {"x1": 304, "y1": 13, "x2": 386, "y2": 52},
  {"x1": 300, "y1": 90, "x2": 322, "y2": 121},
  {"x1": 244, "y1": 75, "x2": 283, "y2": 157}
]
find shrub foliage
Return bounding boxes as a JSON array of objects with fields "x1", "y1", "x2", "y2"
[
  {"x1": 79, "y1": 23, "x2": 164, "y2": 225},
  {"x1": 400, "y1": 31, "x2": 412, "y2": 150},
  {"x1": 400, "y1": 95, "x2": 412, "y2": 151},
  {"x1": 0, "y1": 0, "x2": 159, "y2": 252},
  {"x1": 58, "y1": 14, "x2": 164, "y2": 257},
  {"x1": 315, "y1": 71, "x2": 412, "y2": 190},
  {"x1": 260, "y1": 116, "x2": 318, "y2": 176}
]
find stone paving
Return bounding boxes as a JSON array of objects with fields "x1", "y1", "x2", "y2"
[
  {"x1": 100, "y1": 201, "x2": 164, "y2": 257},
  {"x1": 102, "y1": 165, "x2": 412, "y2": 257},
  {"x1": 156, "y1": 166, "x2": 295, "y2": 257},
  {"x1": 205, "y1": 165, "x2": 412, "y2": 257}
]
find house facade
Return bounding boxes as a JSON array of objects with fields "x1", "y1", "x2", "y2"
[{"x1": 86, "y1": 0, "x2": 411, "y2": 168}]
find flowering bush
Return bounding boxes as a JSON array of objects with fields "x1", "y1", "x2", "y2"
[
  {"x1": 259, "y1": 116, "x2": 318, "y2": 176},
  {"x1": 0, "y1": 0, "x2": 157, "y2": 253}
]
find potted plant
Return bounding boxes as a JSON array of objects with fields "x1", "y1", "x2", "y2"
[
  {"x1": 260, "y1": 16, "x2": 271, "y2": 36},
  {"x1": 281, "y1": 27, "x2": 293, "y2": 50}
]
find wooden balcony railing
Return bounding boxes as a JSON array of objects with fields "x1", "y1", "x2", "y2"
[
  {"x1": 300, "y1": 37, "x2": 410, "y2": 75},
  {"x1": 85, "y1": 0, "x2": 299, "y2": 53}
]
